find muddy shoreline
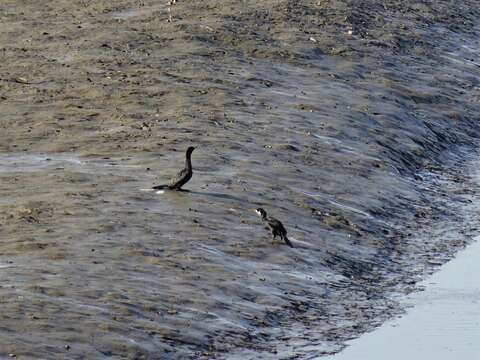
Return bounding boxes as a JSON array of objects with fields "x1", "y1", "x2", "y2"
[{"x1": 1, "y1": 1, "x2": 480, "y2": 359}]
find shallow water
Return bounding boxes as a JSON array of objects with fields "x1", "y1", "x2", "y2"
[
  {"x1": 0, "y1": 153, "x2": 83, "y2": 172},
  {"x1": 110, "y1": 4, "x2": 167, "y2": 20},
  {"x1": 326, "y1": 237, "x2": 480, "y2": 360}
]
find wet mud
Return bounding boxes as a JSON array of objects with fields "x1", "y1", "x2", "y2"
[{"x1": 1, "y1": 1, "x2": 480, "y2": 359}]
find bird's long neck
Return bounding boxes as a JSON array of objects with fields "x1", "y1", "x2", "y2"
[
  {"x1": 185, "y1": 152, "x2": 193, "y2": 170},
  {"x1": 261, "y1": 214, "x2": 267, "y2": 221}
]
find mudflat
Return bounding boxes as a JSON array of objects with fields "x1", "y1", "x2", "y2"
[{"x1": 1, "y1": 1, "x2": 480, "y2": 358}]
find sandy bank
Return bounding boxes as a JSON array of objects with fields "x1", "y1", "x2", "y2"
[{"x1": 0, "y1": 1, "x2": 480, "y2": 358}]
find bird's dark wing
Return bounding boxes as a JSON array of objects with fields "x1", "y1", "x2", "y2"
[
  {"x1": 268, "y1": 217, "x2": 287, "y2": 235},
  {"x1": 152, "y1": 168, "x2": 187, "y2": 190},
  {"x1": 168, "y1": 168, "x2": 188, "y2": 187}
]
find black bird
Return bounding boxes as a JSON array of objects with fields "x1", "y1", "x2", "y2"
[
  {"x1": 255, "y1": 208, "x2": 293, "y2": 248},
  {"x1": 152, "y1": 146, "x2": 195, "y2": 191}
]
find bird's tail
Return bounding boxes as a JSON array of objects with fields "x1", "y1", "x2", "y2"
[
  {"x1": 282, "y1": 235, "x2": 294, "y2": 248},
  {"x1": 152, "y1": 184, "x2": 169, "y2": 190}
]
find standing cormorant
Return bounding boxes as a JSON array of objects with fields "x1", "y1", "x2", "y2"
[
  {"x1": 255, "y1": 208, "x2": 293, "y2": 248},
  {"x1": 152, "y1": 146, "x2": 195, "y2": 191}
]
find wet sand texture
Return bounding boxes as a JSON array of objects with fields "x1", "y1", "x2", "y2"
[{"x1": 1, "y1": 1, "x2": 480, "y2": 359}]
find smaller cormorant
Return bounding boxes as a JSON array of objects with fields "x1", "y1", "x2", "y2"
[
  {"x1": 152, "y1": 146, "x2": 195, "y2": 191},
  {"x1": 255, "y1": 208, "x2": 293, "y2": 248}
]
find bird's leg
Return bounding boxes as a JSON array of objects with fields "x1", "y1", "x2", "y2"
[{"x1": 271, "y1": 233, "x2": 277, "y2": 244}]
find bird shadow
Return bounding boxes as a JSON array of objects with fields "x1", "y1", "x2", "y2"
[{"x1": 186, "y1": 190, "x2": 247, "y2": 203}]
